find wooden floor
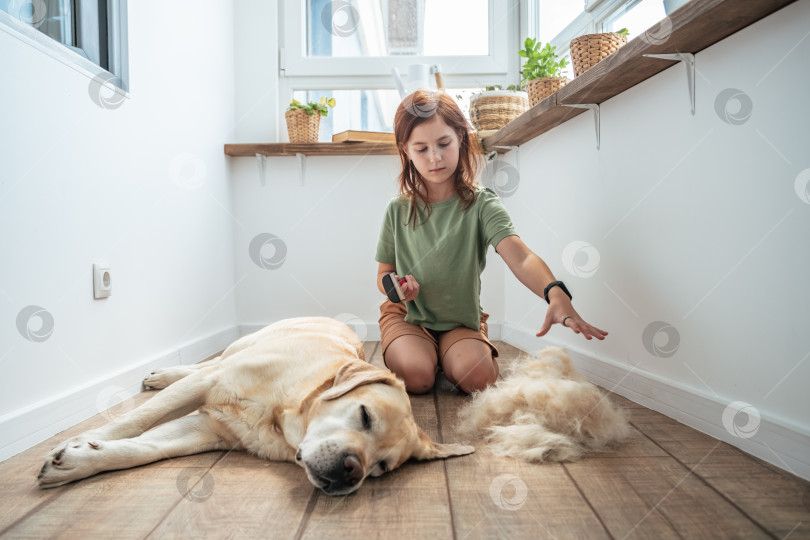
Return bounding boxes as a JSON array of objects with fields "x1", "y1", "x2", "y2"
[{"x1": 1, "y1": 342, "x2": 808, "y2": 539}]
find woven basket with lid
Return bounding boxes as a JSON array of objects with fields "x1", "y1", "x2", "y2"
[
  {"x1": 285, "y1": 109, "x2": 321, "y2": 143},
  {"x1": 526, "y1": 77, "x2": 568, "y2": 107},
  {"x1": 569, "y1": 32, "x2": 628, "y2": 77},
  {"x1": 469, "y1": 90, "x2": 529, "y2": 131}
]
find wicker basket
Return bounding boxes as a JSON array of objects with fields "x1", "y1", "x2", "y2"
[
  {"x1": 526, "y1": 77, "x2": 568, "y2": 107},
  {"x1": 569, "y1": 32, "x2": 628, "y2": 77},
  {"x1": 285, "y1": 109, "x2": 321, "y2": 143},
  {"x1": 469, "y1": 90, "x2": 529, "y2": 131}
]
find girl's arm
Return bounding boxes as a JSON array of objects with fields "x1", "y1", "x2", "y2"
[
  {"x1": 377, "y1": 263, "x2": 420, "y2": 302},
  {"x1": 495, "y1": 235, "x2": 607, "y2": 341}
]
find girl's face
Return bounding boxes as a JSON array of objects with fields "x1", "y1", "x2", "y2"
[{"x1": 403, "y1": 115, "x2": 461, "y2": 198}]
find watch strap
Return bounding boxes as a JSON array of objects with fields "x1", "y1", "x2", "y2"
[{"x1": 544, "y1": 281, "x2": 572, "y2": 303}]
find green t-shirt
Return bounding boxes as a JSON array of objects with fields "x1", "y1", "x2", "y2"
[{"x1": 375, "y1": 186, "x2": 517, "y2": 331}]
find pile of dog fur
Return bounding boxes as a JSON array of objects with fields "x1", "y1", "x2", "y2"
[{"x1": 457, "y1": 347, "x2": 631, "y2": 462}]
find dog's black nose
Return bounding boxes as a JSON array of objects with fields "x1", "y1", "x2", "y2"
[
  {"x1": 343, "y1": 454, "x2": 363, "y2": 485},
  {"x1": 295, "y1": 449, "x2": 302, "y2": 461}
]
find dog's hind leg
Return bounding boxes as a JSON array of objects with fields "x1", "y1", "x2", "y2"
[
  {"x1": 100, "y1": 370, "x2": 217, "y2": 440},
  {"x1": 38, "y1": 414, "x2": 232, "y2": 488},
  {"x1": 143, "y1": 355, "x2": 223, "y2": 390}
]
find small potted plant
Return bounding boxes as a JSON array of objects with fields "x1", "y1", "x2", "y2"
[
  {"x1": 285, "y1": 96, "x2": 336, "y2": 143},
  {"x1": 519, "y1": 38, "x2": 570, "y2": 107},
  {"x1": 469, "y1": 84, "x2": 529, "y2": 132},
  {"x1": 569, "y1": 28, "x2": 629, "y2": 78}
]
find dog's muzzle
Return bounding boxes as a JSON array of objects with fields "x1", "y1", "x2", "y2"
[{"x1": 299, "y1": 449, "x2": 364, "y2": 495}]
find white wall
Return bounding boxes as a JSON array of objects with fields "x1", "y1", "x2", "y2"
[
  {"x1": 0, "y1": 0, "x2": 237, "y2": 457},
  {"x1": 501, "y1": 0, "x2": 809, "y2": 473},
  {"x1": 229, "y1": 154, "x2": 507, "y2": 337}
]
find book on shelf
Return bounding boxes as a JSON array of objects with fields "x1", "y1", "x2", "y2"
[{"x1": 332, "y1": 130, "x2": 396, "y2": 143}]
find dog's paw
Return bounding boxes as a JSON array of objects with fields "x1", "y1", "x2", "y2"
[
  {"x1": 38, "y1": 438, "x2": 104, "y2": 488},
  {"x1": 143, "y1": 367, "x2": 181, "y2": 390}
]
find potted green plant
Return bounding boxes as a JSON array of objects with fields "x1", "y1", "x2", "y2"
[
  {"x1": 569, "y1": 28, "x2": 629, "y2": 78},
  {"x1": 285, "y1": 96, "x2": 336, "y2": 143},
  {"x1": 519, "y1": 38, "x2": 570, "y2": 106},
  {"x1": 469, "y1": 83, "x2": 529, "y2": 132}
]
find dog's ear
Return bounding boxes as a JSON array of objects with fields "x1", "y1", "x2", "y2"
[
  {"x1": 410, "y1": 427, "x2": 475, "y2": 460},
  {"x1": 321, "y1": 361, "x2": 402, "y2": 401}
]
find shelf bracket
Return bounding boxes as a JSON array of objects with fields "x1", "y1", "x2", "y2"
[
  {"x1": 560, "y1": 104, "x2": 600, "y2": 150},
  {"x1": 255, "y1": 153, "x2": 267, "y2": 187},
  {"x1": 491, "y1": 146, "x2": 520, "y2": 173},
  {"x1": 296, "y1": 153, "x2": 306, "y2": 186},
  {"x1": 643, "y1": 52, "x2": 696, "y2": 115}
]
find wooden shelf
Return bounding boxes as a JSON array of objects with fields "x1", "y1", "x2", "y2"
[
  {"x1": 483, "y1": 0, "x2": 797, "y2": 149},
  {"x1": 224, "y1": 138, "x2": 505, "y2": 157},
  {"x1": 224, "y1": 142, "x2": 398, "y2": 157}
]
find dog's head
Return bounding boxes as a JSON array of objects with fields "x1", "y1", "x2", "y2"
[{"x1": 296, "y1": 361, "x2": 474, "y2": 496}]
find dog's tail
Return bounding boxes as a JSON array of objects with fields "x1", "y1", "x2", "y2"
[{"x1": 457, "y1": 347, "x2": 631, "y2": 462}]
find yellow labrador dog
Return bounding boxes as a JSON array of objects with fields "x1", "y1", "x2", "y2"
[{"x1": 38, "y1": 317, "x2": 473, "y2": 495}]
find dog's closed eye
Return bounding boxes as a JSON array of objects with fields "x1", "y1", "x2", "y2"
[{"x1": 360, "y1": 405, "x2": 372, "y2": 430}]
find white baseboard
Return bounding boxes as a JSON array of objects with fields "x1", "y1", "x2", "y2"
[
  {"x1": 239, "y1": 321, "x2": 386, "y2": 343},
  {"x1": 0, "y1": 326, "x2": 240, "y2": 463},
  {"x1": 500, "y1": 323, "x2": 810, "y2": 481}
]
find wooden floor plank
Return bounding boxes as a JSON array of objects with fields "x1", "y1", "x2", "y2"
[
  {"x1": 367, "y1": 341, "x2": 386, "y2": 370},
  {"x1": 602, "y1": 390, "x2": 647, "y2": 410},
  {"x1": 567, "y1": 457, "x2": 771, "y2": 539},
  {"x1": 361, "y1": 341, "x2": 378, "y2": 364},
  {"x1": 632, "y1": 408, "x2": 810, "y2": 538},
  {"x1": 147, "y1": 453, "x2": 312, "y2": 539},
  {"x1": 4, "y1": 466, "x2": 212, "y2": 539},
  {"x1": 437, "y1": 390, "x2": 611, "y2": 539}
]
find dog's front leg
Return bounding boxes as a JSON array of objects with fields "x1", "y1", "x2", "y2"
[
  {"x1": 41, "y1": 371, "x2": 217, "y2": 477},
  {"x1": 38, "y1": 414, "x2": 231, "y2": 488}
]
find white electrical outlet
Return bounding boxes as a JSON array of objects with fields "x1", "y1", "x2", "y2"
[{"x1": 93, "y1": 264, "x2": 112, "y2": 299}]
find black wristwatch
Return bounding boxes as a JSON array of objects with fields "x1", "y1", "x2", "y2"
[{"x1": 544, "y1": 281, "x2": 572, "y2": 304}]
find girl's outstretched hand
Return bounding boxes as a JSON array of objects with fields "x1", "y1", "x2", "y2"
[
  {"x1": 536, "y1": 293, "x2": 608, "y2": 341},
  {"x1": 399, "y1": 275, "x2": 420, "y2": 302}
]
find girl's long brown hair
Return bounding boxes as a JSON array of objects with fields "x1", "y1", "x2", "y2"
[{"x1": 394, "y1": 90, "x2": 484, "y2": 227}]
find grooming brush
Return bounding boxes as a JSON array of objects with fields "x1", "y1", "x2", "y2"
[{"x1": 381, "y1": 272, "x2": 407, "y2": 303}]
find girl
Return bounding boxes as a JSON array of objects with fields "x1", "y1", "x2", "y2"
[{"x1": 375, "y1": 90, "x2": 607, "y2": 395}]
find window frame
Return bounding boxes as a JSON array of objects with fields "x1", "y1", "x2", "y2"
[
  {"x1": 0, "y1": 0, "x2": 129, "y2": 92},
  {"x1": 279, "y1": 0, "x2": 520, "y2": 90}
]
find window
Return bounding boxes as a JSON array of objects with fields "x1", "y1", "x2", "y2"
[
  {"x1": 280, "y1": 0, "x2": 519, "y2": 139},
  {"x1": 305, "y1": 0, "x2": 490, "y2": 57},
  {"x1": 0, "y1": 0, "x2": 129, "y2": 91},
  {"x1": 603, "y1": 0, "x2": 667, "y2": 35},
  {"x1": 533, "y1": 0, "x2": 672, "y2": 79}
]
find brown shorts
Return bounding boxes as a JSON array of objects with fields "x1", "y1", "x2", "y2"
[{"x1": 378, "y1": 300, "x2": 499, "y2": 362}]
